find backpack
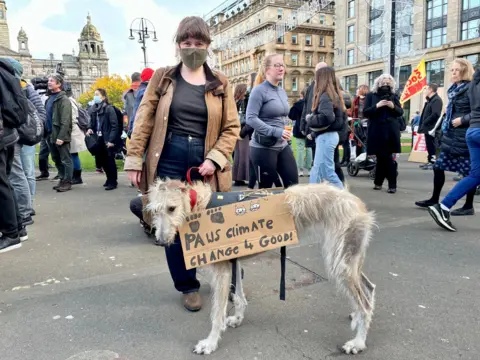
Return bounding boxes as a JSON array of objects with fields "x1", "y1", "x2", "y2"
[
  {"x1": 18, "y1": 98, "x2": 44, "y2": 146},
  {"x1": 111, "y1": 105, "x2": 124, "y2": 132},
  {"x1": 69, "y1": 98, "x2": 90, "y2": 132},
  {"x1": 0, "y1": 60, "x2": 29, "y2": 129}
]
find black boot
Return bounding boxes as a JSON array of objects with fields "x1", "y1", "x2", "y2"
[{"x1": 72, "y1": 169, "x2": 83, "y2": 185}]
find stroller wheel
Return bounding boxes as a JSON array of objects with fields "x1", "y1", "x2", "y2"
[
  {"x1": 369, "y1": 169, "x2": 376, "y2": 180},
  {"x1": 347, "y1": 162, "x2": 359, "y2": 176}
]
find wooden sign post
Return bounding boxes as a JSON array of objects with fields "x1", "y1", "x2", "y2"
[{"x1": 178, "y1": 194, "x2": 299, "y2": 270}]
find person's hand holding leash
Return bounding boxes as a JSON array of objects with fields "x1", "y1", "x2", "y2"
[
  {"x1": 199, "y1": 159, "x2": 216, "y2": 176},
  {"x1": 107, "y1": 142, "x2": 114, "y2": 148},
  {"x1": 56, "y1": 139, "x2": 64, "y2": 146}
]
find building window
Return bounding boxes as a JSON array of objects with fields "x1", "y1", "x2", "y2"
[
  {"x1": 368, "y1": 70, "x2": 383, "y2": 89},
  {"x1": 291, "y1": 54, "x2": 298, "y2": 66},
  {"x1": 348, "y1": 0, "x2": 355, "y2": 18},
  {"x1": 461, "y1": 0, "x2": 480, "y2": 41},
  {"x1": 306, "y1": 35, "x2": 312, "y2": 46},
  {"x1": 319, "y1": 15, "x2": 326, "y2": 24},
  {"x1": 426, "y1": 0, "x2": 448, "y2": 47},
  {"x1": 465, "y1": 53, "x2": 480, "y2": 69},
  {"x1": 347, "y1": 49, "x2": 355, "y2": 65},
  {"x1": 347, "y1": 25, "x2": 355, "y2": 43},
  {"x1": 278, "y1": 8, "x2": 283, "y2": 20},
  {"x1": 292, "y1": 77, "x2": 298, "y2": 92},
  {"x1": 319, "y1": 54, "x2": 325, "y2": 62},
  {"x1": 0, "y1": 8, "x2": 4, "y2": 20},
  {"x1": 369, "y1": 0, "x2": 384, "y2": 60},
  {"x1": 277, "y1": 35, "x2": 284, "y2": 44},
  {"x1": 426, "y1": 59, "x2": 445, "y2": 87},
  {"x1": 292, "y1": 34, "x2": 298, "y2": 44},
  {"x1": 319, "y1": 36, "x2": 325, "y2": 47},
  {"x1": 344, "y1": 75, "x2": 358, "y2": 96},
  {"x1": 305, "y1": 54, "x2": 312, "y2": 67}
]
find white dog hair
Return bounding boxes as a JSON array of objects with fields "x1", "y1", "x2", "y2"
[{"x1": 147, "y1": 179, "x2": 376, "y2": 355}]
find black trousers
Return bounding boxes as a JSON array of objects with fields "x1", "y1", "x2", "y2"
[
  {"x1": 375, "y1": 153, "x2": 397, "y2": 189},
  {"x1": 48, "y1": 138, "x2": 73, "y2": 182},
  {"x1": 96, "y1": 142, "x2": 118, "y2": 186},
  {"x1": 0, "y1": 146, "x2": 21, "y2": 237},
  {"x1": 341, "y1": 137, "x2": 351, "y2": 163},
  {"x1": 250, "y1": 146, "x2": 298, "y2": 189},
  {"x1": 38, "y1": 137, "x2": 50, "y2": 175},
  {"x1": 425, "y1": 133, "x2": 436, "y2": 163}
]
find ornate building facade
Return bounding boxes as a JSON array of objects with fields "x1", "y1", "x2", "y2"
[
  {"x1": 206, "y1": 0, "x2": 335, "y2": 104},
  {"x1": 0, "y1": 0, "x2": 109, "y2": 98}
]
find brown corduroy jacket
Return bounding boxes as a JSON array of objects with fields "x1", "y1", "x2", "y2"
[{"x1": 124, "y1": 63, "x2": 240, "y2": 224}]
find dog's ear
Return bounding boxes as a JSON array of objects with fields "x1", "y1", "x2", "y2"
[{"x1": 166, "y1": 180, "x2": 187, "y2": 192}]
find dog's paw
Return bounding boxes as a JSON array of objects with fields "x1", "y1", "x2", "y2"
[
  {"x1": 186, "y1": 213, "x2": 201, "y2": 233},
  {"x1": 226, "y1": 315, "x2": 244, "y2": 328},
  {"x1": 207, "y1": 207, "x2": 225, "y2": 224},
  {"x1": 341, "y1": 339, "x2": 366, "y2": 355},
  {"x1": 193, "y1": 338, "x2": 218, "y2": 355}
]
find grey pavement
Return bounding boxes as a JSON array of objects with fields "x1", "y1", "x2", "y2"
[{"x1": 1, "y1": 157, "x2": 479, "y2": 360}]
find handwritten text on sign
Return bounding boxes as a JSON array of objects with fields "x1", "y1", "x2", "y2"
[{"x1": 178, "y1": 194, "x2": 298, "y2": 269}]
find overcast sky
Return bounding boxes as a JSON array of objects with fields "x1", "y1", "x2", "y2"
[{"x1": 7, "y1": 0, "x2": 222, "y2": 75}]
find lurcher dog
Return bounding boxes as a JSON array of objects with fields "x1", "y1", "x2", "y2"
[{"x1": 147, "y1": 179, "x2": 376, "y2": 355}]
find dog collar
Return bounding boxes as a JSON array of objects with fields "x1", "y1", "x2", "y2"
[{"x1": 189, "y1": 189, "x2": 197, "y2": 210}]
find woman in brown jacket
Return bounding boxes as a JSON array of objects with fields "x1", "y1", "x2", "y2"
[{"x1": 125, "y1": 16, "x2": 240, "y2": 312}]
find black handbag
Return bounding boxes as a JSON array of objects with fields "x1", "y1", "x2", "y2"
[{"x1": 85, "y1": 133, "x2": 101, "y2": 156}]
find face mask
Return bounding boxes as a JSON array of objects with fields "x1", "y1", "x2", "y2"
[
  {"x1": 379, "y1": 85, "x2": 391, "y2": 93},
  {"x1": 93, "y1": 95, "x2": 102, "y2": 104},
  {"x1": 180, "y1": 48, "x2": 208, "y2": 70}
]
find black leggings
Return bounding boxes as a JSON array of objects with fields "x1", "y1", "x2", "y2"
[
  {"x1": 375, "y1": 153, "x2": 397, "y2": 189},
  {"x1": 431, "y1": 168, "x2": 475, "y2": 208},
  {"x1": 250, "y1": 146, "x2": 298, "y2": 189}
]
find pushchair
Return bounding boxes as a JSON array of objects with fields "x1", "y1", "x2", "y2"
[{"x1": 347, "y1": 118, "x2": 377, "y2": 179}]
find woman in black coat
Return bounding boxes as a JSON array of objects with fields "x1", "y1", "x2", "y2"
[
  {"x1": 86, "y1": 88, "x2": 120, "y2": 190},
  {"x1": 363, "y1": 74, "x2": 403, "y2": 193},
  {"x1": 416, "y1": 58, "x2": 476, "y2": 215}
]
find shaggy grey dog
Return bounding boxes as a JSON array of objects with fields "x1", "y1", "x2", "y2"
[{"x1": 147, "y1": 179, "x2": 376, "y2": 355}]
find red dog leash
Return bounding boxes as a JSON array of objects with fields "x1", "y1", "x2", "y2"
[{"x1": 186, "y1": 167, "x2": 207, "y2": 210}]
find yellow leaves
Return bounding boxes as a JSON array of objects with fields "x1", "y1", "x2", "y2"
[{"x1": 78, "y1": 74, "x2": 131, "y2": 110}]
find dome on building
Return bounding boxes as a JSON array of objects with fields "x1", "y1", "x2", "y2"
[
  {"x1": 18, "y1": 27, "x2": 27, "y2": 38},
  {"x1": 80, "y1": 14, "x2": 101, "y2": 41}
]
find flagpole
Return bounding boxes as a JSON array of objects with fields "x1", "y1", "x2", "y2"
[{"x1": 389, "y1": 0, "x2": 396, "y2": 77}]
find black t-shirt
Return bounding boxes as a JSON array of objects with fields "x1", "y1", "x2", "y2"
[{"x1": 167, "y1": 73, "x2": 208, "y2": 138}]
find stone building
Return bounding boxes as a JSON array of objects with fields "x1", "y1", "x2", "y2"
[
  {"x1": 0, "y1": 0, "x2": 109, "y2": 98},
  {"x1": 334, "y1": 0, "x2": 480, "y2": 119},
  {"x1": 206, "y1": 0, "x2": 335, "y2": 104}
]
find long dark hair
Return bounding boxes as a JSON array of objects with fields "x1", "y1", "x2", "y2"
[
  {"x1": 96, "y1": 88, "x2": 110, "y2": 104},
  {"x1": 234, "y1": 84, "x2": 247, "y2": 102},
  {"x1": 312, "y1": 67, "x2": 343, "y2": 111}
]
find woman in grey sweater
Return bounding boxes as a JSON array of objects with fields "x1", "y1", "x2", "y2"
[{"x1": 246, "y1": 54, "x2": 298, "y2": 189}]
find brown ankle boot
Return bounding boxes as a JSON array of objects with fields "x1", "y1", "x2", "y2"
[
  {"x1": 57, "y1": 180, "x2": 72, "y2": 192},
  {"x1": 183, "y1": 292, "x2": 202, "y2": 312},
  {"x1": 52, "y1": 179, "x2": 63, "y2": 190}
]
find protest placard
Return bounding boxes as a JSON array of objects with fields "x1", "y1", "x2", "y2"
[
  {"x1": 178, "y1": 194, "x2": 298, "y2": 270},
  {"x1": 408, "y1": 133, "x2": 428, "y2": 163}
]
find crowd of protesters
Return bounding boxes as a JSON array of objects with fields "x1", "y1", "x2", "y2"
[{"x1": 1, "y1": 15, "x2": 479, "y2": 311}]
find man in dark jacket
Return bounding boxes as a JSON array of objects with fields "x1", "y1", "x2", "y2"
[
  {"x1": 46, "y1": 74, "x2": 73, "y2": 192},
  {"x1": 290, "y1": 87, "x2": 311, "y2": 176},
  {"x1": 0, "y1": 59, "x2": 28, "y2": 253},
  {"x1": 418, "y1": 83, "x2": 443, "y2": 167},
  {"x1": 123, "y1": 72, "x2": 141, "y2": 132},
  {"x1": 128, "y1": 68, "x2": 154, "y2": 137}
]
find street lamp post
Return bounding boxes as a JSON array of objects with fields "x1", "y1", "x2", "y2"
[{"x1": 128, "y1": 18, "x2": 158, "y2": 68}]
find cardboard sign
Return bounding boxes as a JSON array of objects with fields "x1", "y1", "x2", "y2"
[
  {"x1": 178, "y1": 194, "x2": 299, "y2": 269},
  {"x1": 408, "y1": 133, "x2": 428, "y2": 163}
]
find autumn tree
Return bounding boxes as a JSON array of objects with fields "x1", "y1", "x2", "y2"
[{"x1": 78, "y1": 75, "x2": 131, "y2": 110}]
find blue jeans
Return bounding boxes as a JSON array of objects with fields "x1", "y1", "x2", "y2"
[
  {"x1": 310, "y1": 132, "x2": 343, "y2": 189},
  {"x1": 295, "y1": 137, "x2": 312, "y2": 171},
  {"x1": 71, "y1": 153, "x2": 82, "y2": 171},
  {"x1": 157, "y1": 133, "x2": 205, "y2": 294},
  {"x1": 442, "y1": 128, "x2": 480, "y2": 209},
  {"x1": 20, "y1": 145, "x2": 36, "y2": 203},
  {"x1": 8, "y1": 144, "x2": 32, "y2": 222}
]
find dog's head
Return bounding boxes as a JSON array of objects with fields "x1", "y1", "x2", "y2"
[{"x1": 146, "y1": 178, "x2": 191, "y2": 246}]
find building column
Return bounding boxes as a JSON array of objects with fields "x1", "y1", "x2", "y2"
[{"x1": 446, "y1": 0, "x2": 460, "y2": 44}]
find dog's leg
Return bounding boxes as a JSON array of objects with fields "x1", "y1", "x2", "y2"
[
  {"x1": 193, "y1": 262, "x2": 231, "y2": 355},
  {"x1": 226, "y1": 260, "x2": 247, "y2": 328},
  {"x1": 349, "y1": 273, "x2": 376, "y2": 329}
]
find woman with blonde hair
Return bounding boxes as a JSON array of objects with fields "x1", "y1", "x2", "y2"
[
  {"x1": 246, "y1": 54, "x2": 298, "y2": 189},
  {"x1": 306, "y1": 66, "x2": 347, "y2": 188},
  {"x1": 363, "y1": 74, "x2": 403, "y2": 193},
  {"x1": 416, "y1": 58, "x2": 475, "y2": 218},
  {"x1": 125, "y1": 16, "x2": 239, "y2": 312},
  {"x1": 232, "y1": 83, "x2": 250, "y2": 186}
]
